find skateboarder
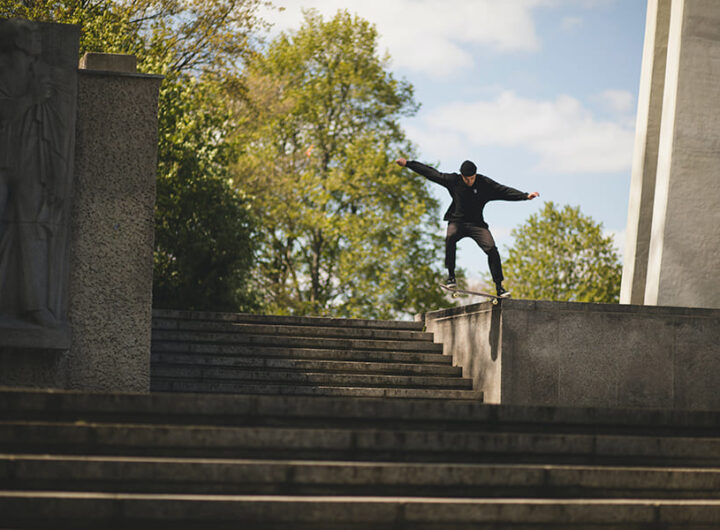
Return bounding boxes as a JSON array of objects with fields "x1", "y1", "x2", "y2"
[{"x1": 396, "y1": 158, "x2": 539, "y2": 297}]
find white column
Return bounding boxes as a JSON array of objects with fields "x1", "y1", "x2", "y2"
[
  {"x1": 644, "y1": 0, "x2": 720, "y2": 308},
  {"x1": 620, "y1": 0, "x2": 671, "y2": 305}
]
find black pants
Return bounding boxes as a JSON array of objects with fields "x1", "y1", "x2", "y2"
[{"x1": 445, "y1": 222, "x2": 503, "y2": 285}]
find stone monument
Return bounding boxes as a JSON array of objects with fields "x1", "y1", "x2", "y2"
[
  {"x1": 621, "y1": 0, "x2": 720, "y2": 309},
  {"x1": 0, "y1": 19, "x2": 162, "y2": 392}
]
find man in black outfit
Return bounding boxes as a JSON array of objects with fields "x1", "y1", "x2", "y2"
[{"x1": 396, "y1": 157, "x2": 539, "y2": 297}]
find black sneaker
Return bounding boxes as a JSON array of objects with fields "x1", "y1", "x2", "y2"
[
  {"x1": 445, "y1": 274, "x2": 457, "y2": 287},
  {"x1": 496, "y1": 284, "x2": 511, "y2": 298}
]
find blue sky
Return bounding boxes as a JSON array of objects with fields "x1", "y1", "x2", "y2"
[{"x1": 261, "y1": 0, "x2": 648, "y2": 281}]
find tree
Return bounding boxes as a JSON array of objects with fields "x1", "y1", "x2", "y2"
[
  {"x1": 152, "y1": 64, "x2": 261, "y2": 311},
  {"x1": 233, "y1": 9, "x2": 451, "y2": 318},
  {"x1": 4, "y1": 0, "x2": 267, "y2": 311},
  {"x1": 501, "y1": 202, "x2": 622, "y2": 303}
]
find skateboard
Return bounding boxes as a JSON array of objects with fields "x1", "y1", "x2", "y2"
[{"x1": 439, "y1": 284, "x2": 504, "y2": 305}]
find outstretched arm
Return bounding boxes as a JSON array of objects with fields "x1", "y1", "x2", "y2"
[
  {"x1": 483, "y1": 175, "x2": 539, "y2": 201},
  {"x1": 396, "y1": 158, "x2": 451, "y2": 187}
]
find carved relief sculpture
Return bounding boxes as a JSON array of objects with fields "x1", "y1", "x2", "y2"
[{"x1": 0, "y1": 19, "x2": 77, "y2": 328}]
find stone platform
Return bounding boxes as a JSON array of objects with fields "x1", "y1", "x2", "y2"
[{"x1": 421, "y1": 299, "x2": 720, "y2": 411}]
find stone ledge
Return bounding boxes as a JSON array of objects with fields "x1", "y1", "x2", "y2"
[
  {"x1": 425, "y1": 298, "x2": 720, "y2": 320},
  {"x1": 423, "y1": 299, "x2": 720, "y2": 410},
  {"x1": 79, "y1": 52, "x2": 136, "y2": 73}
]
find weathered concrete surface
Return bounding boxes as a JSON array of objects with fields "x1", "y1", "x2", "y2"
[
  {"x1": 4, "y1": 386, "x2": 720, "y2": 527},
  {"x1": 149, "y1": 310, "x2": 481, "y2": 400},
  {"x1": 65, "y1": 67, "x2": 162, "y2": 392},
  {"x1": 621, "y1": 0, "x2": 671, "y2": 305},
  {"x1": 645, "y1": 0, "x2": 720, "y2": 308},
  {"x1": 622, "y1": 0, "x2": 720, "y2": 309},
  {"x1": 423, "y1": 299, "x2": 720, "y2": 410},
  {"x1": 0, "y1": 58, "x2": 162, "y2": 393},
  {"x1": 6, "y1": 454, "x2": 720, "y2": 498},
  {"x1": 418, "y1": 302, "x2": 503, "y2": 403},
  {"x1": 4, "y1": 492, "x2": 720, "y2": 529},
  {"x1": 79, "y1": 52, "x2": 137, "y2": 73}
]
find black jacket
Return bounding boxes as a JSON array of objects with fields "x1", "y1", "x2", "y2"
[{"x1": 407, "y1": 160, "x2": 529, "y2": 227}]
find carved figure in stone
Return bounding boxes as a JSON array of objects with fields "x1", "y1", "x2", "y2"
[{"x1": 0, "y1": 19, "x2": 75, "y2": 327}]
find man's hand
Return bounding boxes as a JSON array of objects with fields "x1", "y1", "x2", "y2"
[
  {"x1": 395, "y1": 157, "x2": 407, "y2": 167},
  {"x1": 528, "y1": 192, "x2": 540, "y2": 200}
]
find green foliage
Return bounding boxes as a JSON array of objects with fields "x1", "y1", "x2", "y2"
[
  {"x1": 2, "y1": 0, "x2": 138, "y2": 53},
  {"x1": 234, "y1": 9, "x2": 451, "y2": 318},
  {"x1": 502, "y1": 202, "x2": 622, "y2": 303},
  {"x1": 5, "y1": 3, "x2": 455, "y2": 316},
  {"x1": 5, "y1": 0, "x2": 267, "y2": 311},
  {"x1": 153, "y1": 78, "x2": 260, "y2": 311},
  {"x1": 153, "y1": 170, "x2": 259, "y2": 311}
]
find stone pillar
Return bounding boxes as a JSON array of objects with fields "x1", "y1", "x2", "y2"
[
  {"x1": 645, "y1": 0, "x2": 720, "y2": 307},
  {"x1": 620, "y1": 0, "x2": 671, "y2": 305},
  {"x1": 67, "y1": 54, "x2": 162, "y2": 391},
  {"x1": 621, "y1": 0, "x2": 720, "y2": 309}
]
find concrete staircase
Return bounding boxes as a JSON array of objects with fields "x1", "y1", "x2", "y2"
[
  {"x1": 2, "y1": 309, "x2": 720, "y2": 527},
  {"x1": 2, "y1": 388, "x2": 720, "y2": 527},
  {"x1": 151, "y1": 309, "x2": 482, "y2": 400}
]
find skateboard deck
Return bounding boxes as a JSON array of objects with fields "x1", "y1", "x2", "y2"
[{"x1": 439, "y1": 284, "x2": 503, "y2": 305}]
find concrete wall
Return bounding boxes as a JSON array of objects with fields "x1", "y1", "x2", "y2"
[
  {"x1": 0, "y1": 56, "x2": 161, "y2": 392},
  {"x1": 418, "y1": 303, "x2": 503, "y2": 403},
  {"x1": 423, "y1": 299, "x2": 720, "y2": 411},
  {"x1": 622, "y1": 0, "x2": 720, "y2": 308}
]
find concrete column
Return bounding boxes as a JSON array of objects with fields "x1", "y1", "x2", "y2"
[
  {"x1": 644, "y1": 0, "x2": 720, "y2": 307},
  {"x1": 620, "y1": 0, "x2": 671, "y2": 305},
  {"x1": 67, "y1": 55, "x2": 162, "y2": 391}
]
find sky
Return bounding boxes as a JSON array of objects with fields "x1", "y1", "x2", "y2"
[{"x1": 259, "y1": 0, "x2": 648, "y2": 281}]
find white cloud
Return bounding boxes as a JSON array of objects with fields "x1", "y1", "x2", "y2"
[
  {"x1": 259, "y1": 1, "x2": 625, "y2": 78},
  {"x1": 594, "y1": 89, "x2": 635, "y2": 115},
  {"x1": 403, "y1": 123, "x2": 467, "y2": 163},
  {"x1": 415, "y1": 91, "x2": 634, "y2": 174},
  {"x1": 261, "y1": 0, "x2": 545, "y2": 77}
]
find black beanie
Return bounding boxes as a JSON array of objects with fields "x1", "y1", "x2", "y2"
[{"x1": 460, "y1": 160, "x2": 476, "y2": 177}]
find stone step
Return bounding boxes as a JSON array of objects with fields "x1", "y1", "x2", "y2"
[
  {"x1": 3, "y1": 491, "x2": 720, "y2": 528},
  {"x1": 153, "y1": 319, "x2": 435, "y2": 343},
  {"x1": 152, "y1": 330, "x2": 444, "y2": 354},
  {"x1": 150, "y1": 366, "x2": 473, "y2": 390},
  {"x1": 153, "y1": 309, "x2": 425, "y2": 331},
  {"x1": 4, "y1": 455, "x2": 720, "y2": 499},
  {"x1": 3, "y1": 421, "x2": 719, "y2": 466},
  {"x1": 150, "y1": 381, "x2": 482, "y2": 400},
  {"x1": 150, "y1": 353, "x2": 463, "y2": 377},
  {"x1": 151, "y1": 343, "x2": 453, "y2": 365},
  {"x1": 3, "y1": 389, "x2": 720, "y2": 436}
]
